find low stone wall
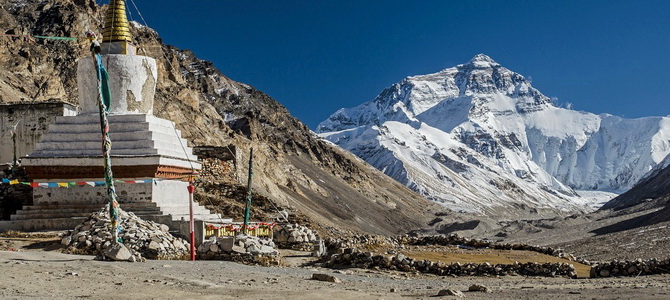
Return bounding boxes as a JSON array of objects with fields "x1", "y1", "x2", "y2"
[
  {"x1": 324, "y1": 248, "x2": 577, "y2": 278},
  {"x1": 396, "y1": 234, "x2": 560, "y2": 256},
  {"x1": 274, "y1": 223, "x2": 320, "y2": 250},
  {"x1": 326, "y1": 234, "x2": 588, "y2": 263},
  {"x1": 590, "y1": 258, "x2": 670, "y2": 278},
  {"x1": 401, "y1": 235, "x2": 595, "y2": 266},
  {"x1": 197, "y1": 235, "x2": 281, "y2": 266}
]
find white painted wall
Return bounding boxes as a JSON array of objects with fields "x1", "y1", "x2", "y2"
[
  {"x1": 78, "y1": 55, "x2": 157, "y2": 115},
  {"x1": 0, "y1": 103, "x2": 77, "y2": 165}
]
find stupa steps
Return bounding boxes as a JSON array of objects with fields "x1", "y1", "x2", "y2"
[
  {"x1": 39, "y1": 131, "x2": 187, "y2": 146},
  {"x1": 31, "y1": 115, "x2": 198, "y2": 160},
  {"x1": 31, "y1": 138, "x2": 197, "y2": 159},
  {"x1": 47, "y1": 118, "x2": 181, "y2": 135},
  {"x1": 54, "y1": 114, "x2": 173, "y2": 126},
  {"x1": 159, "y1": 205, "x2": 217, "y2": 217},
  {"x1": 34, "y1": 140, "x2": 191, "y2": 155},
  {"x1": 20, "y1": 202, "x2": 160, "y2": 211},
  {"x1": 10, "y1": 201, "x2": 221, "y2": 223},
  {"x1": 29, "y1": 146, "x2": 195, "y2": 159},
  {"x1": 46, "y1": 122, "x2": 175, "y2": 135},
  {"x1": 11, "y1": 209, "x2": 163, "y2": 220},
  {"x1": 0, "y1": 215, "x2": 176, "y2": 232}
]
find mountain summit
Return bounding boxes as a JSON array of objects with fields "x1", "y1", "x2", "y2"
[{"x1": 318, "y1": 54, "x2": 670, "y2": 217}]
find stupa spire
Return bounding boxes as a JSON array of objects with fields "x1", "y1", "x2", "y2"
[{"x1": 101, "y1": 0, "x2": 135, "y2": 55}]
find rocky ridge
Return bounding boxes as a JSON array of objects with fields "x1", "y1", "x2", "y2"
[{"x1": 602, "y1": 155, "x2": 670, "y2": 210}]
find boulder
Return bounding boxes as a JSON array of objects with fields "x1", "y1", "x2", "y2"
[
  {"x1": 103, "y1": 243, "x2": 132, "y2": 262},
  {"x1": 311, "y1": 273, "x2": 341, "y2": 283}
]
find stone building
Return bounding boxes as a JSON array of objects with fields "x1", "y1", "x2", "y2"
[{"x1": 0, "y1": 102, "x2": 77, "y2": 166}]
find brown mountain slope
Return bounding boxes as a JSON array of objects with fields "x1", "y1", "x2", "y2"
[
  {"x1": 0, "y1": 0, "x2": 443, "y2": 235},
  {"x1": 600, "y1": 161, "x2": 670, "y2": 211}
]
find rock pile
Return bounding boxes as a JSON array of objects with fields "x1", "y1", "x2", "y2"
[
  {"x1": 62, "y1": 207, "x2": 190, "y2": 261},
  {"x1": 274, "y1": 224, "x2": 319, "y2": 249},
  {"x1": 325, "y1": 234, "x2": 392, "y2": 251},
  {"x1": 198, "y1": 158, "x2": 237, "y2": 183},
  {"x1": 325, "y1": 248, "x2": 577, "y2": 278},
  {"x1": 590, "y1": 258, "x2": 670, "y2": 278},
  {"x1": 197, "y1": 234, "x2": 280, "y2": 266}
]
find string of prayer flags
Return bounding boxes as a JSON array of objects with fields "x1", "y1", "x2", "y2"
[{"x1": 1, "y1": 178, "x2": 154, "y2": 188}]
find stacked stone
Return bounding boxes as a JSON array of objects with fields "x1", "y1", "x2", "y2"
[
  {"x1": 325, "y1": 234, "x2": 393, "y2": 251},
  {"x1": 199, "y1": 158, "x2": 236, "y2": 183},
  {"x1": 325, "y1": 248, "x2": 577, "y2": 278},
  {"x1": 396, "y1": 234, "x2": 561, "y2": 256},
  {"x1": 61, "y1": 207, "x2": 190, "y2": 261},
  {"x1": 590, "y1": 258, "x2": 670, "y2": 278},
  {"x1": 197, "y1": 234, "x2": 280, "y2": 266},
  {"x1": 273, "y1": 224, "x2": 319, "y2": 249}
]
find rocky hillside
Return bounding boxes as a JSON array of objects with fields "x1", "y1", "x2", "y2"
[
  {"x1": 0, "y1": 0, "x2": 442, "y2": 235},
  {"x1": 600, "y1": 155, "x2": 670, "y2": 211}
]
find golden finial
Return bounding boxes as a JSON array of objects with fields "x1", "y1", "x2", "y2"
[{"x1": 101, "y1": 0, "x2": 135, "y2": 55}]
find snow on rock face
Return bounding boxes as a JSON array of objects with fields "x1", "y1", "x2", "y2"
[{"x1": 318, "y1": 54, "x2": 670, "y2": 216}]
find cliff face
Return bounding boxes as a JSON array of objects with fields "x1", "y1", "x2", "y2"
[{"x1": 0, "y1": 0, "x2": 440, "y2": 235}]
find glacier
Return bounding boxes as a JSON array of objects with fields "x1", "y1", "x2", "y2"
[{"x1": 317, "y1": 54, "x2": 670, "y2": 217}]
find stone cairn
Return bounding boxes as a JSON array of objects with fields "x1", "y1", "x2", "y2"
[
  {"x1": 324, "y1": 248, "x2": 577, "y2": 278},
  {"x1": 273, "y1": 223, "x2": 320, "y2": 250},
  {"x1": 590, "y1": 258, "x2": 670, "y2": 278},
  {"x1": 62, "y1": 207, "x2": 190, "y2": 261},
  {"x1": 197, "y1": 234, "x2": 280, "y2": 266}
]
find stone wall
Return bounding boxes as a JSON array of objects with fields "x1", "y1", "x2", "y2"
[
  {"x1": 0, "y1": 102, "x2": 77, "y2": 165},
  {"x1": 197, "y1": 235, "x2": 280, "y2": 266},
  {"x1": 324, "y1": 248, "x2": 577, "y2": 278},
  {"x1": 590, "y1": 258, "x2": 670, "y2": 278},
  {"x1": 194, "y1": 145, "x2": 237, "y2": 163}
]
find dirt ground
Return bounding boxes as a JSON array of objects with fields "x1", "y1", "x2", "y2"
[{"x1": 2, "y1": 235, "x2": 670, "y2": 299}]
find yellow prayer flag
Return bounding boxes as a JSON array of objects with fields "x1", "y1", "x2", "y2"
[
  {"x1": 57, "y1": 182, "x2": 69, "y2": 188},
  {"x1": 9, "y1": 180, "x2": 19, "y2": 185}
]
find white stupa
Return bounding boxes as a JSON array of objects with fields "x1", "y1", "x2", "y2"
[{"x1": 8, "y1": 0, "x2": 220, "y2": 230}]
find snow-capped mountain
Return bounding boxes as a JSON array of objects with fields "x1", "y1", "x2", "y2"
[{"x1": 317, "y1": 54, "x2": 670, "y2": 216}]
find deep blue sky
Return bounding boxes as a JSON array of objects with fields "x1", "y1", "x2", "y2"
[{"x1": 112, "y1": 0, "x2": 669, "y2": 129}]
